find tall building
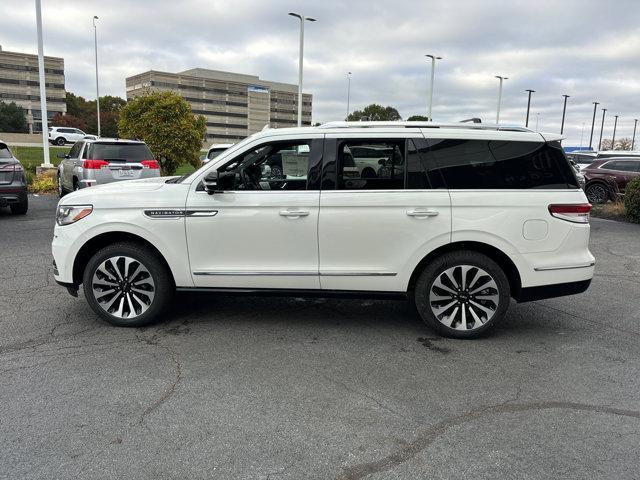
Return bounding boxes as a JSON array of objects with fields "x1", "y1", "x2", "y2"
[
  {"x1": 125, "y1": 68, "x2": 312, "y2": 144},
  {"x1": 0, "y1": 45, "x2": 66, "y2": 133}
]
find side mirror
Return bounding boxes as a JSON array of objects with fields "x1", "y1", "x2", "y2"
[{"x1": 203, "y1": 170, "x2": 235, "y2": 194}]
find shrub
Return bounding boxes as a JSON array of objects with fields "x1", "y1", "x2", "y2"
[
  {"x1": 624, "y1": 177, "x2": 640, "y2": 223},
  {"x1": 29, "y1": 170, "x2": 57, "y2": 194}
]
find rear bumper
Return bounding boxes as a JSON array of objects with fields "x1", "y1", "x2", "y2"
[
  {"x1": 0, "y1": 185, "x2": 27, "y2": 206},
  {"x1": 514, "y1": 279, "x2": 592, "y2": 302}
]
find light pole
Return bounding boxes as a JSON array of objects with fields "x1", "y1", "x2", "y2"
[
  {"x1": 525, "y1": 89, "x2": 535, "y2": 127},
  {"x1": 612, "y1": 115, "x2": 619, "y2": 148},
  {"x1": 535, "y1": 112, "x2": 540, "y2": 131},
  {"x1": 560, "y1": 94, "x2": 570, "y2": 134},
  {"x1": 598, "y1": 108, "x2": 607, "y2": 151},
  {"x1": 588, "y1": 101, "x2": 599, "y2": 150},
  {"x1": 288, "y1": 12, "x2": 316, "y2": 127},
  {"x1": 632, "y1": 119, "x2": 638, "y2": 150},
  {"x1": 346, "y1": 71, "x2": 351, "y2": 120},
  {"x1": 93, "y1": 15, "x2": 101, "y2": 137},
  {"x1": 580, "y1": 122, "x2": 585, "y2": 148},
  {"x1": 495, "y1": 75, "x2": 508, "y2": 124},
  {"x1": 35, "y1": 0, "x2": 50, "y2": 167},
  {"x1": 426, "y1": 54, "x2": 442, "y2": 121}
]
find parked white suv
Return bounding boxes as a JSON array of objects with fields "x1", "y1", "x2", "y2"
[
  {"x1": 49, "y1": 126, "x2": 87, "y2": 145},
  {"x1": 52, "y1": 122, "x2": 594, "y2": 338}
]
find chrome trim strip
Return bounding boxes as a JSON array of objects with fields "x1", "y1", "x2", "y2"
[
  {"x1": 186, "y1": 210, "x2": 218, "y2": 217},
  {"x1": 192, "y1": 270, "x2": 397, "y2": 277},
  {"x1": 534, "y1": 262, "x2": 595, "y2": 271},
  {"x1": 144, "y1": 209, "x2": 218, "y2": 218},
  {"x1": 193, "y1": 271, "x2": 318, "y2": 276},
  {"x1": 319, "y1": 271, "x2": 397, "y2": 276}
]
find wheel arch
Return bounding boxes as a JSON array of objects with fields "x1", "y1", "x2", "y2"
[
  {"x1": 72, "y1": 231, "x2": 176, "y2": 287},
  {"x1": 407, "y1": 241, "x2": 522, "y2": 299}
]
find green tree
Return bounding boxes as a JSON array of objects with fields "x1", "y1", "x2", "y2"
[
  {"x1": 407, "y1": 115, "x2": 430, "y2": 121},
  {"x1": 118, "y1": 91, "x2": 206, "y2": 175},
  {"x1": 65, "y1": 92, "x2": 127, "y2": 136},
  {"x1": 0, "y1": 101, "x2": 28, "y2": 133},
  {"x1": 347, "y1": 104, "x2": 402, "y2": 122}
]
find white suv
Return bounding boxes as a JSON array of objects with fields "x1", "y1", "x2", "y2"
[
  {"x1": 51, "y1": 122, "x2": 594, "y2": 338},
  {"x1": 49, "y1": 126, "x2": 87, "y2": 145}
]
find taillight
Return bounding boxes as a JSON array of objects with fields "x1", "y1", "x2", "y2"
[
  {"x1": 548, "y1": 204, "x2": 592, "y2": 224},
  {"x1": 83, "y1": 159, "x2": 109, "y2": 169},
  {"x1": 14, "y1": 163, "x2": 23, "y2": 172},
  {"x1": 141, "y1": 160, "x2": 159, "y2": 169}
]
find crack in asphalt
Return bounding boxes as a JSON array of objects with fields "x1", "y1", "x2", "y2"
[
  {"x1": 336, "y1": 400, "x2": 640, "y2": 480},
  {"x1": 136, "y1": 331, "x2": 184, "y2": 426}
]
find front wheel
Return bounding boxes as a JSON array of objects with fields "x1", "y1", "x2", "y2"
[
  {"x1": 413, "y1": 251, "x2": 510, "y2": 338},
  {"x1": 83, "y1": 242, "x2": 174, "y2": 327},
  {"x1": 55, "y1": 137, "x2": 66, "y2": 146}
]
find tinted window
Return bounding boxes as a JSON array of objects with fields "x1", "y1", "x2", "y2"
[
  {"x1": 208, "y1": 148, "x2": 227, "y2": 160},
  {"x1": 0, "y1": 145, "x2": 13, "y2": 159},
  {"x1": 407, "y1": 138, "x2": 446, "y2": 189},
  {"x1": 602, "y1": 160, "x2": 639, "y2": 172},
  {"x1": 87, "y1": 143, "x2": 154, "y2": 162},
  {"x1": 428, "y1": 139, "x2": 575, "y2": 189},
  {"x1": 337, "y1": 140, "x2": 404, "y2": 190},
  {"x1": 68, "y1": 142, "x2": 82, "y2": 158},
  {"x1": 218, "y1": 139, "x2": 319, "y2": 191}
]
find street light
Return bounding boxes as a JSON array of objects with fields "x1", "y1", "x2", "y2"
[
  {"x1": 93, "y1": 15, "x2": 100, "y2": 137},
  {"x1": 34, "y1": 0, "x2": 50, "y2": 167},
  {"x1": 535, "y1": 112, "x2": 540, "y2": 131},
  {"x1": 588, "y1": 101, "x2": 599, "y2": 150},
  {"x1": 524, "y1": 89, "x2": 535, "y2": 127},
  {"x1": 346, "y1": 72, "x2": 352, "y2": 119},
  {"x1": 426, "y1": 54, "x2": 442, "y2": 121},
  {"x1": 495, "y1": 75, "x2": 508, "y2": 124},
  {"x1": 288, "y1": 12, "x2": 316, "y2": 127},
  {"x1": 598, "y1": 108, "x2": 607, "y2": 151},
  {"x1": 612, "y1": 115, "x2": 619, "y2": 147},
  {"x1": 560, "y1": 94, "x2": 570, "y2": 134},
  {"x1": 632, "y1": 119, "x2": 638, "y2": 150}
]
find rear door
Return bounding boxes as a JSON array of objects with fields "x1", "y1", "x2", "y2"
[
  {"x1": 318, "y1": 131, "x2": 452, "y2": 292},
  {"x1": 63, "y1": 141, "x2": 83, "y2": 189}
]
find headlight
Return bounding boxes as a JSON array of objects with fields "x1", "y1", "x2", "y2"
[{"x1": 56, "y1": 205, "x2": 93, "y2": 226}]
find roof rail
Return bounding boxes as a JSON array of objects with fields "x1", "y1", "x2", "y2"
[{"x1": 318, "y1": 121, "x2": 534, "y2": 133}]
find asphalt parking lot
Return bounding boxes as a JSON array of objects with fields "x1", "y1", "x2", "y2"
[{"x1": 1, "y1": 195, "x2": 640, "y2": 479}]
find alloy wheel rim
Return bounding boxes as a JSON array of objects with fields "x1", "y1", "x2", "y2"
[
  {"x1": 91, "y1": 255, "x2": 155, "y2": 319},
  {"x1": 587, "y1": 185, "x2": 607, "y2": 204},
  {"x1": 428, "y1": 265, "x2": 500, "y2": 331}
]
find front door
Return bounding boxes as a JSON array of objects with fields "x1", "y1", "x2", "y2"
[
  {"x1": 318, "y1": 132, "x2": 452, "y2": 292},
  {"x1": 186, "y1": 135, "x2": 323, "y2": 289}
]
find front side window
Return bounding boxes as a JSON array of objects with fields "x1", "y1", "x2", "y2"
[
  {"x1": 208, "y1": 148, "x2": 227, "y2": 160},
  {"x1": 336, "y1": 140, "x2": 405, "y2": 190},
  {"x1": 218, "y1": 139, "x2": 317, "y2": 191},
  {"x1": 68, "y1": 142, "x2": 83, "y2": 158},
  {"x1": 428, "y1": 139, "x2": 574, "y2": 189}
]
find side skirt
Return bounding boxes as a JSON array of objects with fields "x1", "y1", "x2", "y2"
[{"x1": 175, "y1": 287, "x2": 408, "y2": 301}]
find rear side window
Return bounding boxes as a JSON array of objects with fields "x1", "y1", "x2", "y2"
[
  {"x1": 427, "y1": 139, "x2": 576, "y2": 189},
  {"x1": 601, "y1": 160, "x2": 640, "y2": 172},
  {"x1": 336, "y1": 140, "x2": 405, "y2": 190},
  {"x1": 0, "y1": 145, "x2": 12, "y2": 159},
  {"x1": 87, "y1": 143, "x2": 154, "y2": 162}
]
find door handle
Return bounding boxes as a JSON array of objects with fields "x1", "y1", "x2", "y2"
[
  {"x1": 279, "y1": 209, "x2": 310, "y2": 217},
  {"x1": 406, "y1": 209, "x2": 439, "y2": 217}
]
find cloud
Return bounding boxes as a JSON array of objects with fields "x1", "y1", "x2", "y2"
[{"x1": 2, "y1": 0, "x2": 639, "y2": 145}]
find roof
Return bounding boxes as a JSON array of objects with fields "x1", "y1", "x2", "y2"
[{"x1": 84, "y1": 138, "x2": 146, "y2": 144}]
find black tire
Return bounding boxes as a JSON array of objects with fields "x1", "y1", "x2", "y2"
[
  {"x1": 10, "y1": 197, "x2": 28, "y2": 215},
  {"x1": 82, "y1": 242, "x2": 174, "y2": 327},
  {"x1": 585, "y1": 182, "x2": 610, "y2": 204},
  {"x1": 58, "y1": 173, "x2": 67, "y2": 197},
  {"x1": 56, "y1": 137, "x2": 66, "y2": 146},
  {"x1": 413, "y1": 250, "x2": 510, "y2": 339}
]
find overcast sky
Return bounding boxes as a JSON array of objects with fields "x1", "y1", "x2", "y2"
[{"x1": 2, "y1": 0, "x2": 639, "y2": 145}]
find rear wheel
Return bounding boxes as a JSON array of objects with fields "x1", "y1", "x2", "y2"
[
  {"x1": 585, "y1": 183, "x2": 610, "y2": 204},
  {"x1": 55, "y1": 137, "x2": 66, "y2": 146},
  {"x1": 414, "y1": 251, "x2": 510, "y2": 338},
  {"x1": 10, "y1": 197, "x2": 28, "y2": 215},
  {"x1": 83, "y1": 242, "x2": 174, "y2": 327}
]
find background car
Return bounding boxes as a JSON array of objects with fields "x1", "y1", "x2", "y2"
[
  {"x1": 201, "y1": 143, "x2": 234, "y2": 164},
  {"x1": 0, "y1": 141, "x2": 28, "y2": 215},
  {"x1": 57, "y1": 138, "x2": 159, "y2": 196},
  {"x1": 582, "y1": 157, "x2": 640, "y2": 203},
  {"x1": 48, "y1": 126, "x2": 88, "y2": 146}
]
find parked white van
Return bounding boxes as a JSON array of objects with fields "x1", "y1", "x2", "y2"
[{"x1": 52, "y1": 122, "x2": 594, "y2": 338}]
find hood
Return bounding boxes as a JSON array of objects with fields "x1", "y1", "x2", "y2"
[{"x1": 59, "y1": 176, "x2": 180, "y2": 205}]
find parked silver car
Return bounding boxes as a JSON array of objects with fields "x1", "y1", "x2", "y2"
[{"x1": 57, "y1": 138, "x2": 159, "y2": 196}]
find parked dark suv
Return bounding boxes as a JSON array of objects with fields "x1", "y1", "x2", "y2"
[
  {"x1": 583, "y1": 157, "x2": 640, "y2": 203},
  {"x1": 0, "y1": 142, "x2": 28, "y2": 215}
]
